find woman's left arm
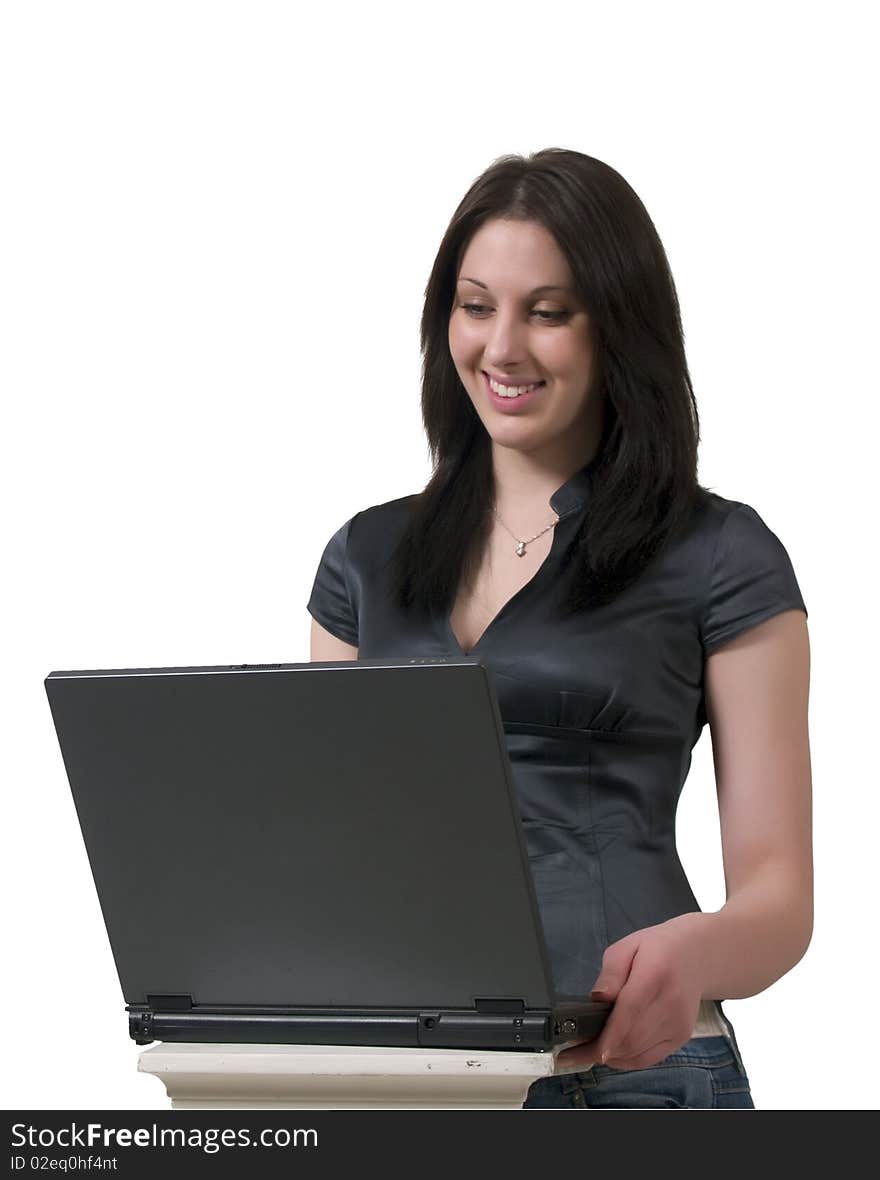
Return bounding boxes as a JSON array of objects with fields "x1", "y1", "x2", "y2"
[
  {"x1": 674, "y1": 606, "x2": 813, "y2": 997},
  {"x1": 556, "y1": 608, "x2": 812, "y2": 1071}
]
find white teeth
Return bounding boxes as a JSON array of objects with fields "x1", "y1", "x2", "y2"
[{"x1": 488, "y1": 376, "x2": 543, "y2": 398}]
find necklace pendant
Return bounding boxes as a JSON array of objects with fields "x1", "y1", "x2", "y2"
[{"x1": 516, "y1": 541, "x2": 526, "y2": 557}]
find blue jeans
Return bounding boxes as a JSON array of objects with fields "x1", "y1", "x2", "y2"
[{"x1": 522, "y1": 1028, "x2": 755, "y2": 1109}]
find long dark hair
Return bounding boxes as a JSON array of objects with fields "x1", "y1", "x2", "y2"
[{"x1": 390, "y1": 147, "x2": 713, "y2": 620}]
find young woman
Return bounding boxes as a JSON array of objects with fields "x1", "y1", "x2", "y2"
[{"x1": 307, "y1": 148, "x2": 812, "y2": 1109}]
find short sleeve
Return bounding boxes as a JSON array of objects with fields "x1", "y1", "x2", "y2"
[
  {"x1": 701, "y1": 503, "x2": 807, "y2": 655},
  {"x1": 306, "y1": 515, "x2": 359, "y2": 646}
]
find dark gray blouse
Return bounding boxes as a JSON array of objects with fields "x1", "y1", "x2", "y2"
[{"x1": 306, "y1": 460, "x2": 808, "y2": 1016}]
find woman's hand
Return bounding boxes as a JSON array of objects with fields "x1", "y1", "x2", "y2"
[{"x1": 555, "y1": 912, "x2": 710, "y2": 1072}]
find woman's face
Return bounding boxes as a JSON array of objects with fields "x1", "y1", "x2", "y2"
[{"x1": 448, "y1": 217, "x2": 600, "y2": 458}]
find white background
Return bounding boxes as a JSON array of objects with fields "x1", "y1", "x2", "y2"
[{"x1": 2, "y1": 0, "x2": 876, "y2": 1111}]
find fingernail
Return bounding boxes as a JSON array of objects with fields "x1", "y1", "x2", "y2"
[{"x1": 600, "y1": 1048, "x2": 610, "y2": 1064}]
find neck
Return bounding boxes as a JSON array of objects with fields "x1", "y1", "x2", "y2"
[{"x1": 490, "y1": 434, "x2": 601, "y2": 525}]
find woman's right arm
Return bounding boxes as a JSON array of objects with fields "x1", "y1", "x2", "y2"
[{"x1": 309, "y1": 616, "x2": 359, "y2": 662}]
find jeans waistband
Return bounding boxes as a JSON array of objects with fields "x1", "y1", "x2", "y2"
[{"x1": 714, "y1": 1001, "x2": 748, "y2": 1078}]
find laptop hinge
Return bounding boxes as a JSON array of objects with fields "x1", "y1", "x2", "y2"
[
  {"x1": 146, "y1": 993, "x2": 194, "y2": 1012},
  {"x1": 474, "y1": 997, "x2": 525, "y2": 1014}
]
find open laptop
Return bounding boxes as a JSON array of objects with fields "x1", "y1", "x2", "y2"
[{"x1": 44, "y1": 657, "x2": 611, "y2": 1052}]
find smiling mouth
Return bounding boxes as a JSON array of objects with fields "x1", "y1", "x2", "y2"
[{"x1": 483, "y1": 371, "x2": 546, "y2": 398}]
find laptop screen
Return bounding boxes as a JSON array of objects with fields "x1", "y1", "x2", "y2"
[{"x1": 46, "y1": 659, "x2": 555, "y2": 1012}]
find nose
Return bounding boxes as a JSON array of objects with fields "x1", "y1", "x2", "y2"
[{"x1": 481, "y1": 305, "x2": 533, "y2": 368}]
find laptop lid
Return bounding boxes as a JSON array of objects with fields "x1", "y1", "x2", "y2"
[{"x1": 45, "y1": 658, "x2": 606, "y2": 1049}]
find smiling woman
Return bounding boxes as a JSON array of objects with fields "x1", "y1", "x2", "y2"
[{"x1": 307, "y1": 147, "x2": 810, "y2": 1109}]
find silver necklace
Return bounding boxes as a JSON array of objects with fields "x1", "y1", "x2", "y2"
[{"x1": 492, "y1": 506, "x2": 560, "y2": 557}]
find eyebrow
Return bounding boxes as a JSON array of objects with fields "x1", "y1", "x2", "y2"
[{"x1": 457, "y1": 276, "x2": 571, "y2": 296}]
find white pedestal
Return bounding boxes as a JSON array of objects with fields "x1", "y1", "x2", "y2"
[{"x1": 138, "y1": 1042, "x2": 562, "y2": 1109}]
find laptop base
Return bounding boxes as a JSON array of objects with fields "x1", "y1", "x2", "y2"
[{"x1": 128, "y1": 1000, "x2": 606, "y2": 1051}]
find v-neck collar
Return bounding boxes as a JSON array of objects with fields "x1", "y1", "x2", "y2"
[{"x1": 444, "y1": 455, "x2": 597, "y2": 657}]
